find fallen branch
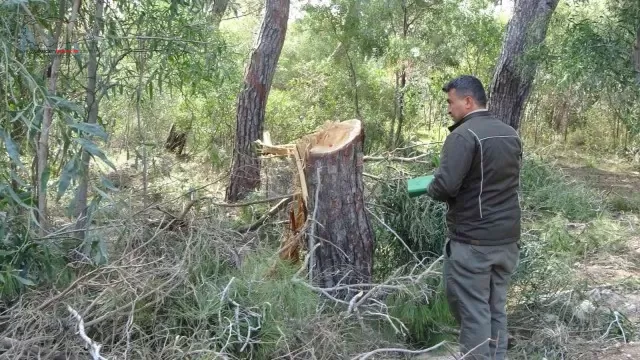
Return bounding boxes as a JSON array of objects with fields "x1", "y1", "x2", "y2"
[
  {"x1": 351, "y1": 340, "x2": 447, "y2": 360},
  {"x1": 363, "y1": 153, "x2": 431, "y2": 163},
  {"x1": 209, "y1": 193, "x2": 295, "y2": 208},
  {"x1": 0, "y1": 336, "x2": 49, "y2": 356},
  {"x1": 235, "y1": 197, "x2": 293, "y2": 232},
  {"x1": 67, "y1": 306, "x2": 107, "y2": 360}
]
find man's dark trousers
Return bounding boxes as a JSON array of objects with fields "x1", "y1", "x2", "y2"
[{"x1": 443, "y1": 239, "x2": 519, "y2": 360}]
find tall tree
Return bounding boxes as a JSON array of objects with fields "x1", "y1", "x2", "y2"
[
  {"x1": 36, "y1": 0, "x2": 82, "y2": 235},
  {"x1": 209, "y1": 0, "x2": 230, "y2": 29},
  {"x1": 74, "y1": 0, "x2": 105, "y2": 240},
  {"x1": 634, "y1": 26, "x2": 640, "y2": 84},
  {"x1": 225, "y1": 0, "x2": 290, "y2": 202},
  {"x1": 488, "y1": 0, "x2": 560, "y2": 131}
]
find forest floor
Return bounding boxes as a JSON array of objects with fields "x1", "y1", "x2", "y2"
[{"x1": 557, "y1": 155, "x2": 640, "y2": 360}]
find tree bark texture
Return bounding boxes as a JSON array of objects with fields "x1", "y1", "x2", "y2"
[
  {"x1": 36, "y1": 0, "x2": 81, "y2": 235},
  {"x1": 488, "y1": 0, "x2": 560, "y2": 131},
  {"x1": 75, "y1": 0, "x2": 105, "y2": 240},
  {"x1": 302, "y1": 120, "x2": 374, "y2": 296},
  {"x1": 226, "y1": 0, "x2": 290, "y2": 202},
  {"x1": 165, "y1": 123, "x2": 188, "y2": 155},
  {"x1": 209, "y1": 0, "x2": 230, "y2": 29},
  {"x1": 633, "y1": 26, "x2": 640, "y2": 85}
]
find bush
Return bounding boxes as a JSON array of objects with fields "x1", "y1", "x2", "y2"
[
  {"x1": 385, "y1": 282, "x2": 456, "y2": 347},
  {"x1": 520, "y1": 156, "x2": 605, "y2": 222},
  {"x1": 372, "y1": 178, "x2": 447, "y2": 279}
]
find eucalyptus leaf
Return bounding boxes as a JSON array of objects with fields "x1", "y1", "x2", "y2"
[
  {"x1": 57, "y1": 158, "x2": 77, "y2": 200},
  {"x1": 68, "y1": 123, "x2": 109, "y2": 141},
  {"x1": 73, "y1": 138, "x2": 116, "y2": 170},
  {"x1": 1, "y1": 129, "x2": 25, "y2": 170},
  {"x1": 12, "y1": 274, "x2": 36, "y2": 286}
]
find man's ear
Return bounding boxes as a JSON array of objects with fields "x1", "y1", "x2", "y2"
[{"x1": 464, "y1": 96, "x2": 473, "y2": 108}]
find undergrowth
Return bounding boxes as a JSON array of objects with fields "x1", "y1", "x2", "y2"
[{"x1": 0, "y1": 152, "x2": 636, "y2": 359}]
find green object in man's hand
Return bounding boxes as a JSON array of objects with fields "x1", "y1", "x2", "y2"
[{"x1": 407, "y1": 175, "x2": 434, "y2": 198}]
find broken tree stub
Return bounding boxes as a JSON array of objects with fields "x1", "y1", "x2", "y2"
[{"x1": 300, "y1": 119, "x2": 375, "y2": 292}]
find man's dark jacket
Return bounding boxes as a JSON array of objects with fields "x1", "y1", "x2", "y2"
[{"x1": 427, "y1": 110, "x2": 522, "y2": 246}]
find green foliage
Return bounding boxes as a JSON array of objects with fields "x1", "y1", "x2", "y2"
[
  {"x1": 386, "y1": 283, "x2": 456, "y2": 347},
  {"x1": 372, "y1": 178, "x2": 447, "y2": 279},
  {"x1": 520, "y1": 156, "x2": 605, "y2": 222},
  {"x1": 0, "y1": 214, "x2": 72, "y2": 300},
  {"x1": 608, "y1": 192, "x2": 640, "y2": 213},
  {"x1": 163, "y1": 245, "x2": 326, "y2": 358}
]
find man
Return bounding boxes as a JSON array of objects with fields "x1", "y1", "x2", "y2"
[{"x1": 426, "y1": 75, "x2": 522, "y2": 360}]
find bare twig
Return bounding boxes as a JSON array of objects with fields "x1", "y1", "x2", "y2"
[
  {"x1": 67, "y1": 306, "x2": 107, "y2": 360},
  {"x1": 366, "y1": 208, "x2": 421, "y2": 264},
  {"x1": 236, "y1": 197, "x2": 293, "y2": 232},
  {"x1": 363, "y1": 153, "x2": 431, "y2": 163},
  {"x1": 351, "y1": 340, "x2": 447, "y2": 360}
]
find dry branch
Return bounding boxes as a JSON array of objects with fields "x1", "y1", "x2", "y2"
[
  {"x1": 351, "y1": 340, "x2": 448, "y2": 360},
  {"x1": 363, "y1": 153, "x2": 431, "y2": 163},
  {"x1": 235, "y1": 197, "x2": 293, "y2": 232},
  {"x1": 67, "y1": 306, "x2": 107, "y2": 360}
]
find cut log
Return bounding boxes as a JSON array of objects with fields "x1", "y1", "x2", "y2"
[{"x1": 302, "y1": 119, "x2": 374, "y2": 296}]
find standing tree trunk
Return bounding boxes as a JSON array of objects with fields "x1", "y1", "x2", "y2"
[
  {"x1": 225, "y1": 0, "x2": 290, "y2": 202},
  {"x1": 36, "y1": 0, "x2": 81, "y2": 235},
  {"x1": 209, "y1": 0, "x2": 230, "y2": 29},
  {"x1": 633, "y1": 26, "x2": 640, "y2": 85},
  {"x1": 488, "y1": 0, "x2": 560, "y2": 131},
  {"x1": 75, "y1": 0, "x2": 105, "y2": 240},
  {"x1": 302, "y1": 119, "x2": 374, "y2": 297}
]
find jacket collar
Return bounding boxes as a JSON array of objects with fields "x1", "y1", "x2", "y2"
[{"x1": 448, "y1": 109, "x2": 489, "y2": 132}]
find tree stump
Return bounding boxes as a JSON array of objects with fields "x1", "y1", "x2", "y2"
[
  {"x1": 165, "y1": 123, "x2": 187, "y2": 156},
  {"x1": 302, "y1": 119, "x2": 374, "y2": 295}
]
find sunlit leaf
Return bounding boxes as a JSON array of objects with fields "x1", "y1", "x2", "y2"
[
  {"x1": 1, "y1": 129, "x2": 25, "y2": 170},
  {"x1": 57, "y1": 158, "x2": 77, "y2": 200},
  {"x1": 73, "y1": 138, "x2": 116, "y2": 170},
  {"x1": 12, "y1": 274, "x2": 35, "y2": 286},
  {"x1": 68, "y1": 122, "x2": 109, "y2": 141}
]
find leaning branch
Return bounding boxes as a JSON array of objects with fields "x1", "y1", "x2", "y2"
[
  {"x1": 351, "y1": 340, "x2": 448, "y2": 360},
  {"x1": 235, "y1": 197, "x2": 293, "y2": 232},
  {"x1": 67, "y1": 306, "x2": 107, "y2": 360},
  {"x1": 363, "y1": 153, "x2": 431, "y2": 163}
]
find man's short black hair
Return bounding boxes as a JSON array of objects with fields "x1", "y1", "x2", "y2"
[{"x1": 442, "y1": 75, "x2": 487, "y2": 107}]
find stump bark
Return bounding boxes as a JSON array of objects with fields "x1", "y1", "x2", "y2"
[
  {"x1": 302, "y1": 119, "x2": 374, "y2": 294},
  {"x1": 165, "y1": 123, "x2": 187, "y2": 156}
]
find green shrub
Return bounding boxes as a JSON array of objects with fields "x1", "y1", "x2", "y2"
[
  {"x1": 0, "y1": 214, "x2": 72, "y2": 300},
  {"x1": 520, "y1": 157, "x2": 605, "y2": 222},
  {"x1": 372, "y1": 179, "x2": 447, "y2": 279},
  {"x1": 607, "y1": 193, "x2": 640, "y2": 213},
  {"x1": 385, "y1": 283, "x2": 456, "y2": 347}
]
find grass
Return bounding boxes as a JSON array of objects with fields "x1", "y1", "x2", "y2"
[
  {"x1": 1, "y1": 147, "x2": 638, "y2": 359},
  {"x1": 520, "y1": 156, "x2": 606, "y2": 222}
]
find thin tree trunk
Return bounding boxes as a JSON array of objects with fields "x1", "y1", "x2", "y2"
[
  {"x1": 488, "y1": 0, "x2": 560, "y2": 131},
  {"x1": 75, "y1": 0, "x2": 105, "y2": 240},
  {"x1": 226, "y1": 0, "x2": 290, "y2": 202},
  {"x1": 136, "y1": 40, "x2": 148, "y2": 208},
  {"x1": 209, "y1": 0, "x2": 230, "y2": 29},
  {"x1": 389, "y1": 72, "x2": 398, "y2": 150},
  {"x1": 36, "y1": 0, "x2": 81, "y2": 235},
  {"x1": 345, "y1": 50, "x2": 361, "y2": 120},
  {"x1": 304, "y1": 120, "x2": 374, "y2": 298},
  {"x1": 393, "y1": 0, "x2": 408, "y2": 149},
  {"x1": 633, "y1": 26, "x2": 640, "y2": 84}
]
